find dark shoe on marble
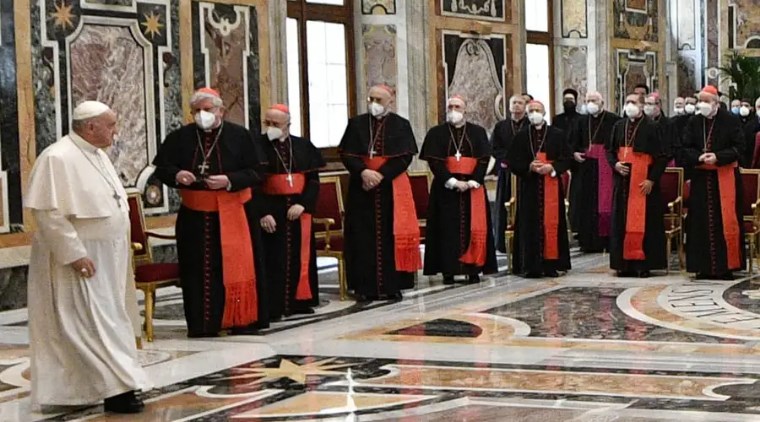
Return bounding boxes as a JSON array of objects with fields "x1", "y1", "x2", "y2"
[
  {"x1": 616, "y1": 271, "x2": 635, "y2": 277},
  {"x1": 543, "y1": 270, "x2": 559, "y2": 278},
  {"x1": 229, "y1": 325, "x2": 261, "y2": 335},
  {"x1": 355, "y1": 295, "x2": 375, "y2": 304},
  {"x1": 721, "y1": 272, "x2": 735, "y2": 280},
  {"x1": 292, "y1": 306, "x2": 316, "y2": 315},
  {"x1": 695, "y1": 273, "x2": 713, "y2": 280},
  {"x1": 187, "y1": 331, "x2": 220, "y2": 338},
  {"x1": 467, "y1": 274, "x2": 481, "y2": 284},
  {"x1": 442, "y1": 275, "x2": 457, "y2": 285},
  {"x1": 523, "y1": 272, "x2": 543, "y2": 279},
  {"x1": 104, "y1": 391, "x2": 144, "y2": 414},
  {"x1": 389, "y1": 292, "x2": 403, "y2": 302},
  {"x1": 637, "y1": 270, "x2": 651, "y2": 278}
]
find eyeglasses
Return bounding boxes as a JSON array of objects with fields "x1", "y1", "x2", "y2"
[{"x1": 367, "y1": 96, "x2": 383, "y2": 104}]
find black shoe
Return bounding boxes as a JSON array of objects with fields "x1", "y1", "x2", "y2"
[
  {"x1": 104, "y1": 391, "x2": 144, "y2": 414},
  {"x1": 292, "y1": 306, "x2": 316, "y2": 315},
  {"x1": 638, "y1": 270, "x2": 651, "y2": 278},
  {"x1": 442, "y1": 275, "x2": 456, "y2": 285},
  {"x1": 524, "y1": 272, "x2": 543, "y2": 279},
  {"x1": 355, "y1": 295, "x2": 374, "y2": 304},
  {"x1": 187, "y1": 331, "x2": 220, "y2": 338},
  {"x1": 389, "y1": 292, "x2": 403, "y2": 302},
  {"x1": 721, "y1": 272, "x2": 735, "y2": 280},
  {"x1": 543, "y1": 270, "x2": 559, "y2": 278},
  {"x1": 695, "y1": 273, "x2": 712, "y2": 280},
  {"x1": 229, "y1": 326, "x2": 260, "y2": 335},
  {"x1": 616, "y1": 271, "x2": 635, "y2": 278},
  {"x1": 467, "y1": 274, "x2": 481, "y2": 283}
]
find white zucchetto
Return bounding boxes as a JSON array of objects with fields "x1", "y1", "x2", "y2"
[{"x1": 72, "y1": 101, "x2": 111, "y2": 121}]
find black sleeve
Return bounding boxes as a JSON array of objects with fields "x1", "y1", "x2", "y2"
[
  {"x1": 227, "y1": 129, "x2": 266, "y2": 191},
  {"x1": 378, "y1": 154, "x2": 413, "y2": 183},
  {"x1": 152, "y1": 130, "x2": 183, "y2": 188},
  {"x1": 716, "y1": 117, "x2": 745, "y2": 166},
  {"x1": 570, "y1": 117, "x2": 584, "y2": 152},
  {"x1": 509, "y1": 132, "x2": 531, "y2": 176},
  {"x1": 605, "y1": 124, "x2": 620, "y2": 169},
  {"x1": 491, "y1": 122, "x2": 508, "y2": 161},
  {"x1": 680, "y1": 118, "x2": 703, "y2": 167},
  {"x1": 647, "y1": 126, "x2": 668, "y2": 182},
  {"x1": 298, "y1": 170, "x2": 321, "y2": 213},
  {"x1": 552, "y1": 130, "x2": 573, "y2": 174},
  {"x1": 428, "y1": 159, "x2": 453, "y2": 182},
  {"x1": 338, "y1": 120, "x2": 368, "y2": 175}
]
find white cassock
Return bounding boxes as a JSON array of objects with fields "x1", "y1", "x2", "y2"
[{"x1": 25, "y1": 132, "x2": 152, "y2": 408}]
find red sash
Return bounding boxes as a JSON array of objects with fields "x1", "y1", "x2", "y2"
[
  {"x1": 180, "y1": 188, "x2": 257, "y2": 328},
  {"x1": 537, "y1": 152, "x2": 559, "y2": 259},
  {"x1": 697, "y1": 162, "x2": 741, "y2": 269},
  {"x1": 586, "y1": 144, "x2": 613, "y2": 237},
  {"x1": 363, "y1": 157, "x2": 422, "y2": 272},
  {"x1": 261, "y1": 173, "x2": 313, "y2": 300},
  {"x1": 445, "y1": 157, "x2": 487, "y2": 266},
  {"x1": 617, "y1": 146, "x2": 653, "y2": 260}
]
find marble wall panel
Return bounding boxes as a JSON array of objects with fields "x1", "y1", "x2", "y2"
[
  {"x1": 613, "y1": 0, "x2": 658, "y2": 42},
  {"x1": 362, "y1": 0, "x2": 396, "y2": 15},
  {"x1": 558, "y1": 46, "x2": 588, "y2": 102},
  {"x1": 0, "y1": 0, "x2": 20, "y2": 232},
  {"x1": 440, "y1": 0, "x2": 507, "y2": 22},
  {"x1": 615, "y1": 49, "x2": 658, "y2": 112},
  {"x1": 192, "y1": 2, "x2": 261, "y2": 135},
  {"x1": 442, "y1": 32, "x2": 508, "y2": 134},
  {"x1": 561, "y1": 0, "x2": 587, "y2": 38},
  {"x1": 729, "y1": 0, "x2": 760, "y2": 49},
  {"x1": 706, "y1": 0, "x2": 720, "y2": 85},
  {"x1": 673, "y1": 0, "x2": 697, "y2": 50},
  {"x1": 362, "y1": 25, "x2": 398, "y2": 94},
  {"x1": 31, "y1": 0, "x2": 180, "y2": 214},
  {"x1": 677, "y1": 55, "x2": 697, "y2": 96}
]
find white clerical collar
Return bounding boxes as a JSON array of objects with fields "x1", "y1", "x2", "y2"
[{"x1": 69, "y1": 131, "x2": 100, "y2": 154}]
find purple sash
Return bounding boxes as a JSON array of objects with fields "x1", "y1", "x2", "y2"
[{"x1": 586, "y1": 144, "x2": 612, "y2": 237}]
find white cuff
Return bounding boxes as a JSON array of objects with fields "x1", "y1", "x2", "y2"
[
  {"x1": 445, "y1": 177, "x2": 458, "y2": 189},
  {"x1": 550, "y1": 170, "x2": 557, "y2": 178},
  {"x1": 467, "y1": 180, "x2": 480, "y2": 189}
]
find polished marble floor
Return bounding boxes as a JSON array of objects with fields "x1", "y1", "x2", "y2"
[{"x1": 4, "y1": 252, "x2": 760, "y2": 421}]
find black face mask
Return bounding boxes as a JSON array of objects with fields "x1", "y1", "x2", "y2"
[{"x1": 563, "y1": 101, "x2": 576, "y2": 113}]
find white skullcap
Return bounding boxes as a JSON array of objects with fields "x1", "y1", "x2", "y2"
[{"x1": 72, "y1": 101, "x2": 111, "y2": 121}]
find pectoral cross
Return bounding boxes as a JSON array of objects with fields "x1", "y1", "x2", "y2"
[
  {"x1": 286, "y1": 173, "x2": 293, "y2": 187},
  {"x1": 113, "y1": 192, "x2": 122, "y2": 208},
  {"x1": 455, "y1": 151, "x2": 462, "y2": 161},
  {"x1": 197, "y1": 161, "x2": 210, "y2": 176}
]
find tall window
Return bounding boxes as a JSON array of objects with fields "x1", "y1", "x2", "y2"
[
  {"x1": 525, "y1": 0, "x2": 554, "y2": 119},
  {"x1": 287, "y1": 0, "x2": 355, "y2": 150}
]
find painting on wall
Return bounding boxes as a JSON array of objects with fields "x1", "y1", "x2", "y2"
[
  {"x1": 363, "y1": 24, "x2": 398, "y2": 98},
  {"x1": 615, "y1": 49, "x2": 658, "y2": 113},
  {"x1": 32, "y1": 0, "x2": 181, "y2": 214},
  {"x1": 613, "y1": 0, "x2": 658, "y2": 42},
  {"x1": 362, "y1": 0, "x2": 396, "y2": 15},
  {"x1": 0, "y1": 0, "x2": 17, "y2": 232},
  {"x1": 440, "y1": 0, "x2": 508, "y2": 23},
  {"x1": 441, "y1": 31, "x2": 509, "y2": 134},
  {"x1": 677, "y1": 55, "x2": 698, "y2": 96},
  {"x1": 729, "y1": 1, "x2": 760, "y2": 49},
  {"x1": 558, "y1": 46, "x2": 588, "y2": 105}
]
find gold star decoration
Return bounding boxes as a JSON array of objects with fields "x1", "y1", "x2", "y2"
[
  {"x1": 50, "y1": 0, "x2": 75, "y2": 30},
  {"x1": 220, "y1": 358, "x2": 354, "y2": 385},
  {"x1": 141, "y1": 11, "x2": 164, "y2": 39}
]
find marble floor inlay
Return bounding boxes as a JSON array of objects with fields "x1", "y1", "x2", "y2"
[{"x1": 4, "y1": 252, "x2": 760, "y2": 420}]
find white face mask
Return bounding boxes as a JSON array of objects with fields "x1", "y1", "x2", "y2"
[
  {"x1": 684, "y1": 103, "x2": 696, "y2": 115},
  {"x1": 528, "y1": 112, "x2": 544, "y2": 126},
  {"x1": 697, "y1": 101, "x2": 714, "y2": 117},
  {"x1": 368, "y1": 102, "x2": 386, "y2": 117},
  {"x1": 624, "y1": 103, "x2": 641, "y2": 119},
  {"x1": 194, "y1": 110, "x2": 217, "y2": 130},
  {"x1": 643, "y1": 104, "x2": 657, "y2": 117},
  {"x1": 264, "y1": 126, "x2": 283, "y2": 141},
  {"x1": 586, "y1": 102, "x2": 600, "y2": 115},
  {"x1": 446, "y1": 110, "x2": 465, "y2": 126},
  {"x1": 741, "y1": 106, "x2": 751, "y2": 117},
  {"x1": 673, "y1": 107, "x2": 684, "y2": 116}
]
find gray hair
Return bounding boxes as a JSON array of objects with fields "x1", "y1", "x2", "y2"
[{"x1": 190, "y1": 92, "x2": 224, "y2": 108}]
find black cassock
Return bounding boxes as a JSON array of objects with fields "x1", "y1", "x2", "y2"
[
  {"x1": 570, "y1": 111, "x2": 621, "y2": 251},
  {"x1": 606, "y1": 117, "x2": 668, "y2": 272},
  {"x1": 510, "y1": 125, "x2": 572, "y2": 275},
  {"x1": 420, "y1": 122, "x2": 498, "y2": 277},
  {"x1": 153, "y1": 122, "x2": 268, "y2": 335},
  {"x1": 681, "y1": 109, "x2": 746, "y2": 276},
  {"x1": 258, "y1": 135, "x2": 325, "y2": 319},
  {"x1": 339, "y1": 113, "x2": 418, "y2": 298},
  {"x1": 743, "y1": 117, "x2": 760, "y2": 168},
  {"x1": 491, "y1": 117, "x2": 528, "y2": 252}
]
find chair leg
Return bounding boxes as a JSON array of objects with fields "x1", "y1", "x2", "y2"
[
  {"x1": 666, "y1": 236, "x2": 672, "y2": 275},
  {"x1": 678, "y1": 231, "x2": 685, "y2": 271},
  {"x1": 506, "y1": 233, "x2": 513, "y2": 274},
  {"x1": 338, "y1": 257, "x2": 348, "y2": 301},
  {"x1": 750, "y1": 237, "x2": 755, "y2": 275},
  {"x1": 145, "y1": 286, "x2": 155, "y2": 342}
]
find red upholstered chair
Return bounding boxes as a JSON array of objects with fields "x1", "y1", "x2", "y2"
[
  {"x1": 740, "y1": 169, "x2": 760, "y2": 273},
  {"x1": 408, "y1": 171, "x2": 432, "y2": 243},
  {"x1": 313, "y1": 176, "x2": 347, "y2": 300},
  {"x1": 660, "y1": 167, "x2": 684, "y2": 273},
  {"x1": 127, "y1": 193, "x2": 180, "y2": 342},
  {"x1": 504, "y1": 174, "x2": 518, "y2": 273},
  {"x1": 751, "y1": 133, "x2": 760, "y2": 168}
]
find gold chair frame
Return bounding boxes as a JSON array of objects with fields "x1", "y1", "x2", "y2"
[
  {"x1": 741, "y1": 168, "x2": 760, "y2": 274},
  {"x1": 408, "y1": 170, "x2": 433, "y2": 243},
  {"x1": 504, "y1": 174, "x2": 518, "y2": 274},
  {"x1": 662, "y1": 167, "x2": 685, "y2": 274},
  {"x1": 313, "y1": 176, "x2": 348, "y2": 300}
]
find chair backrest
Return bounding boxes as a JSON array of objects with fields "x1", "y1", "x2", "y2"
[
  {"x1": 315, "y1": 175, "x2": 344, "y2": 231},
  {"x1": 740, "y1": 169, "x2": 760, "y2": 219},
  {"x1": 508, "y1": 173, "x2": 518, "y2": 227},
  {"x1": 659, "y1": 167, "x2": 683, "y2": 213},
  {"x1": 408, "y1": 171, "x2": 432, "y2": 220},
  {"x1": 127, "y1": 193, "x2": 153, "y2": 265},
  {"x1": 752, "y1": 134, "x2": 760, "y2": 168}
]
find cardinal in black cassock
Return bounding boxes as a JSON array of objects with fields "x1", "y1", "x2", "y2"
[
  {"x1": 491, "y1": 95, "x2": 529, "y2": 252},
  {"x1": 681, "y1": 86, "x2": 746, "y2": 279},
  {"x1": 258, "y1": 104, "x2": 326, "y2": 319},
  {"x1": 420, "y1": 96, "x2": 498, "y2": 284},
  {"x1": 338, "y1": 85, "x2": 421, "y2": 302},
  {"x1": 570, "y1": 92, "x2": 621, "y2": 252},
  {"x1": 606, "y1": 94, "x2": 668, "y2": 277},
  {"x1": 153, "y1": 87, "x2": 268, "y2": 337},
  {"x1": 510, "y1": 101, "x2": 572, "y2": 277}
]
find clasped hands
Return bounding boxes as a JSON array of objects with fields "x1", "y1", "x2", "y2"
[
  {"x1": 698, "y1": 152, "x2": 718, "y2": 166},
  {"x1": 614, "y1": 162, "x2": 654, "y2": 194},
  {"x1": 260, "y1": 205, "x2": 305, "y2": 233},
  {"x1": 530, "y1": 160, "x2": 554, "y2": 175},
  {"x1": 176, "y1": 170, "x2": 230, "y2": 190},
  {"x1": 361, "y1": 169, "x2": 384, "y2": 191}
]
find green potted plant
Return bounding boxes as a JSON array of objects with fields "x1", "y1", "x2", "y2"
[{"x1": 718, "y1": 52, "x2": 760, "y2": 100}]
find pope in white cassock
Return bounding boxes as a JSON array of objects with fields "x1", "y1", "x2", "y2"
[{"x1": 25, "y1": 101, "x2": 152, "y2": 414}]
